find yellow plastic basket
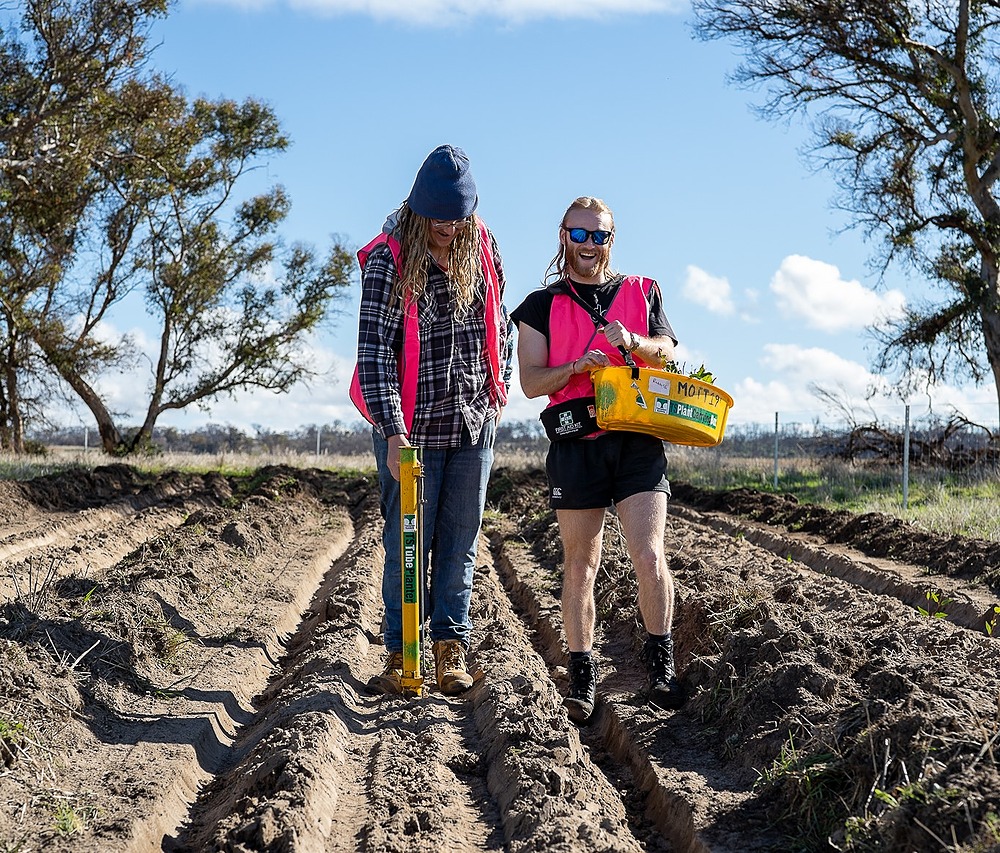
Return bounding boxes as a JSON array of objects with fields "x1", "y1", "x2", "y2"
[{"x1": 592, "y1": 366, "x2": 734, "y2": 447}]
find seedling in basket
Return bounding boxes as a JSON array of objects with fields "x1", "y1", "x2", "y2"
[{"x1": 660, "y1": 359, "x2": 716, "y2": 384}]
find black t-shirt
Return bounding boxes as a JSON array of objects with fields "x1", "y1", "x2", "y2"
[{"x1": 511, "y1": 277, "x2": 676, "y2": 344}]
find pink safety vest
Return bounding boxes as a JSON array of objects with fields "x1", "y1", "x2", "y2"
[
  {"x1": 546, "y1": 276, "x2": 656, "y2": 408},
  {"x1": 350, "y1": 216, "x2": 508, "y2": 431}
]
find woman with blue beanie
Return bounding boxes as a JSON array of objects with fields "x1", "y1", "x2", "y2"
[{"x1": 354, "y1": 145, "x2": 511, "y2": 695}]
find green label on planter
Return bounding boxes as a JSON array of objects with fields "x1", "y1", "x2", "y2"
[{"x1": 668, "y1": 400, "x2": 718, "y2": 428}]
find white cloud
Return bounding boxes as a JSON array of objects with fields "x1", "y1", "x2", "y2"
[
  {"x1": 156, "y1": 340, "x2": 358, "y2": 431},
  {"x1": 682, "y1": 265, "x2": 735, "y2": 316},
  {"x1": 879, "y1": 370, "x2": 999, "y2": 426},
  {"x1": 770, "y1": 254, "x2": 906, "y2": 333},
  {"x1": 760, "y1": 343, "x2": 877, "y2": 396},
  {"x1": 49, "y1": 323, "x2": 356, "y2": 433},
  {"x1": 725, "y1": 344, "x2": 888, "y2": 427},
  {"x1": 726, "y1": 375, "x2": 803, "y2": 425},
  {"x1": 195, "y1": 0, "x2": 686, "y2": 24},
  {"x1": 668, "y1": 342, "x2": 710, "y2": 376},
  {"x1": 723, "y1": 344, "x2": 1000, "y2": 429}
]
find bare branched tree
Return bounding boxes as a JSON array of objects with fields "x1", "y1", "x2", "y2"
[{"x1": 693, "y1": 1, "x2": 1000, "y2": 424}]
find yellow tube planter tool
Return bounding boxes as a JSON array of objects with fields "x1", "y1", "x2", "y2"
[{"x1": 399, "y1": 446, "x2": 424, "y2": 697}]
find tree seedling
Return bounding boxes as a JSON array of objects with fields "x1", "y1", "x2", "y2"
[{"x1": 917, "y1": 589, "x2": 952, "y2": 620}]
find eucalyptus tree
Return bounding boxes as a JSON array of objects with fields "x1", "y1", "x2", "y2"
[
  {"x1": 693, "y1": 0, "x2": 1000, "y2": 427},
  {"x1": 0, "y1": 0, "x2": 168, "y2": 450},
  {"x1": 1, "y1": 0, "x2": 353, "y2": 454},
  {"x1": 37, "y1": 87, "x2": 354, "y2": 454}
]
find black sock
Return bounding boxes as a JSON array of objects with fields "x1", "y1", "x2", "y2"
[
  {"x1": 569, "y1": 650, "x2": 592, "y2": 661},
  {"x1": 647, "y1": 633, "x2": 671, "y2": 644}
]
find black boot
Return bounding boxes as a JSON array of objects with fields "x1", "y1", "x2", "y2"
[
  {"x1": 565, "y1": 655, "x2": 598, "y2": 725},
  {"x1": 642, "y1": 636, "x2": 684, "y2": 711}
]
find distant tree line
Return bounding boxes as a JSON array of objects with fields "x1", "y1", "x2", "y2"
[
  {"x1": 702, "y1": 417, "x2": 1000, "y2": 468},
  {"x1": 26, "y1": 416, "x2": 1000, "y2": 469},
  {"x1": 29, "y1": 418, "x2": 552, "y2": 457}
]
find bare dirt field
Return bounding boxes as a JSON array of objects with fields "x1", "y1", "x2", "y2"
[{"x1": 2, "y1": 462, "x2": 1000, "y2": 852}]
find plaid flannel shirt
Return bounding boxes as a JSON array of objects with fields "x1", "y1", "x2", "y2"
[{"x1": 356, "y1": 229, "x2": 509, "y2": 448}]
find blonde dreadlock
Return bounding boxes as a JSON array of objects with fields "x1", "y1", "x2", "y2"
[{"x1": 394, "y1": 205, "x2": 483, "y2": 319}]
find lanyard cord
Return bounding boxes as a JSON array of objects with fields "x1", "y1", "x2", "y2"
[{"x1": 564, "y1": 280, "x2": 635, "y2": 367}]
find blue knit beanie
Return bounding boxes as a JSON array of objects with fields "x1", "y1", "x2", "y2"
[{"x1": 406, "y1": 145, "x2": 479, "y2": 220}]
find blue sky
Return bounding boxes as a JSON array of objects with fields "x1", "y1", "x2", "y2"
[{"x1": 87, "y1": 0, "x2": 998, "y2": 435}]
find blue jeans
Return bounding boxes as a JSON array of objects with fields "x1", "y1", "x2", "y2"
[{"x1": 374, "y1": 419, "x2": 495, "y2": 652}]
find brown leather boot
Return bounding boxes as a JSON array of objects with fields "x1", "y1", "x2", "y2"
[
  {"x1": 367, "y1": 651, "x2": 404, "y2": 695},
  {"x1": 433, "y1": 639, "x2": 473, "y2": 695}
]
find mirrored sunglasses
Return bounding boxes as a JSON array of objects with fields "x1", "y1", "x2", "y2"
[
  {"x1": 562, "y1": 226, "x2": 613, "y2": 245},
  {"x1": 431, "y1": 218, "x2": 470, "y2": 230}
]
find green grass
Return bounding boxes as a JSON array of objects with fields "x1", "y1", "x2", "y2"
[
  {"x1": 0, "y1": 447, "x2": 379, "y2": 479},
  {"x1": 0, "y1": 717, "x2": 25, "y2": 766},
  {"x1": 666, "y1": 448, "x2": 1000, "y2": 542},
  {"x1": 50, "y1": 798, "x2": 99, "y2": 837}
]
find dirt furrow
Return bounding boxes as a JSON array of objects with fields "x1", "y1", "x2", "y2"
[
  {"x1": 665, "y1": 509, "x2": 1000, "y2": 850},
  {"x1": 176, "y1": 487, "x2": 648, "y2": 853},
  {"x1": 488, "y1": 521, "x2": 762, "y2": 853},
  {"x1": 466, "y1": 558, "x2": 646, "y2": 853},
  {"x1": 0, "y1": 472, "x2": 355, "y2": 853},
  {"x1": 171, "y1": 488, "x2": 393, "y2": 852},
  {"x1": 174, "y1": 488, "x2": 503, "y2": 853},
  {"x1": 669, "y1": 502, "x2": 1000, "y2": 635},
  {"x1": 5, "y1": 465, "x2": 1000, "y2": 852},
  {"x1": 0, "y1": 471, "x2": 229, "y2": 603},
  {"x1": 486, "y1": 469, "x2": 1000, "y2": 852},
  {"x1": 128, "y1": 510, "x2": 354, "y2": 852},
  {"x1": 0, "y1": 501, "x2": 213, "y2": 602}
]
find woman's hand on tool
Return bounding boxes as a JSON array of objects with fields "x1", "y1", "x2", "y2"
[{"x1": 387, "y1": 433, "x2": 411, "y2": 481}]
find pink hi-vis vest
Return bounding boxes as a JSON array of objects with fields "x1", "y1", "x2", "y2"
[
  {"x1": 546, "y1": 276, "x2": 656, "y2": 408},
  {"x1": 350, "y1": 216, "x2": 508, "y2": 432}
]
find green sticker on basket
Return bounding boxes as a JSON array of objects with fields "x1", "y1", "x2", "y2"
[{"x1": 664, "y1": 399, "x2": 718, "y2": 428}]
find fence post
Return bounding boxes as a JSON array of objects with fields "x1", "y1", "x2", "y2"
[
  {"x1": 902, "y1": 404, "x2": 910, "y2": 509},
  {"x1": 773, "y1": 412, "x2": 779, "y2": 490}
]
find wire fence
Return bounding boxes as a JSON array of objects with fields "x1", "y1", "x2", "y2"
[{"x1": 688, "y1": 403, "x2": 1000, "y2": 508}]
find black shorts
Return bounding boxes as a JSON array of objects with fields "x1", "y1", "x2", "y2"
[{"x1": 545, "y1": 431, "x2": 671, "y2": 510}]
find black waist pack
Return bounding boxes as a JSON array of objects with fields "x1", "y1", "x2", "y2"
[{"x1": 539, "y1": 396, "x2": 600, "y2": 441}]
